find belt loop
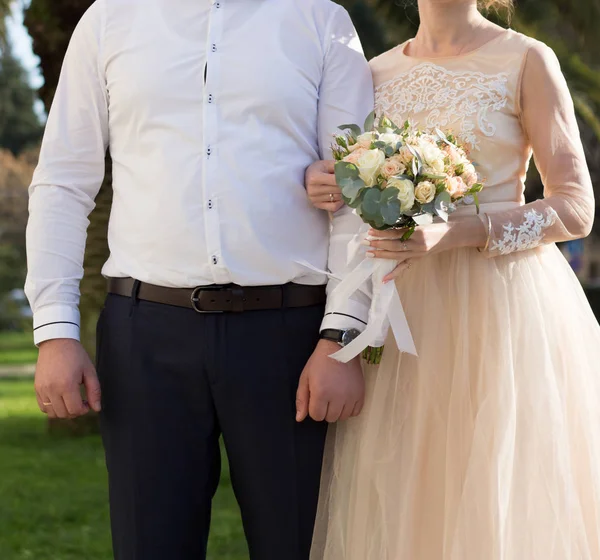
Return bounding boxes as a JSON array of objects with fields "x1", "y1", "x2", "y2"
[
  {"x1": 129, "y1": 279, "x2": 141, "y2": 316},
  {"x1": 279, "y1": 284, "x2": 287, "y2": 309}
]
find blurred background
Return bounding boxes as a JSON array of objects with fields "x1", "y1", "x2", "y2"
[{"x1": 0, "y1": 0, "x2": 598, "y2": 558}]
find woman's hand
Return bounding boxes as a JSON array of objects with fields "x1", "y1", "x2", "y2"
[
  {"x1": 365, "y1": 216, "x2": 487, "y2": 282},
  {"x1": 306, "y1": 160, "x2": 344, "y2": 212}
]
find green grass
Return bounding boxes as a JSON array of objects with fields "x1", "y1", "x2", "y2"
[
  {"x1": 0, "y1": 378, "x2": 247, "y2": 560},
  {"x1": 0, "y1": 331, "x2": 38, "y2": 366}
]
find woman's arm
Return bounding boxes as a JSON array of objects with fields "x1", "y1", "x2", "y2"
[{"x1": 481, "y1": 42, "x2": 594, "y2": 256}]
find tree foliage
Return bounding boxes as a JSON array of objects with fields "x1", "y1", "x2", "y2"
[{"x1": 0, "y1": 42, "x2": 42, "y2": 155}]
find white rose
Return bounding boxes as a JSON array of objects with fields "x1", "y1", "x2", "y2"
[
  {"x1": 356, "y1": 149, "x2": 386, "y2": 187},
  {"x1": 414, "y1": 180, "x2": 436, "y2": 204},
  {"x1": 356, "y1": 132, "x2": 377, "y2": 149},
  {"x1": 388, "y1": 177, "x2": 415, "y2": 212},
  {"x1": 378, "y1": 133, "x2": 403, "y2": 147},
  {"x1": 418, "y1": 141, "x2": 446, "y2": 175}
]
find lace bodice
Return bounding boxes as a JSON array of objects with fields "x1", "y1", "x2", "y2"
[{"x1": 370, "y1": 30, "x2": 594, "y2": 256}]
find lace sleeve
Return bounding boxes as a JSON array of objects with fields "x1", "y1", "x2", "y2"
[{"x1": 482, "y1": 42, "x2": 594, "y2": 256}]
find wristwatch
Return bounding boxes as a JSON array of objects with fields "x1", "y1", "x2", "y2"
[{"x1": 320, "y1": 328, "x2": 362, "y2": 348}]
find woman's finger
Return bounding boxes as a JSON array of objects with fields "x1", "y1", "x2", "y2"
[
  {"x1": 367, "y1": 238, "x2": 417, "y2": 253},
  {"x1": 366, "y1": 249, "x2": 416, "y2": 262},
  {"x1": 368, "y1": 228, "x2": 410, "y2": 239}
]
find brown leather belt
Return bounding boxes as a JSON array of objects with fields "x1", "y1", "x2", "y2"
[{"x1": 107, "y1": 277, "x2": 326, "y2": 313}]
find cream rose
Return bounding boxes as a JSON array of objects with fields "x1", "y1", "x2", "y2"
[
  {"x1": 380, "y1": 156, "x2": 406, "y2": 179},
  {"x1": 356, "y1": 149, "x2": 386, "y2": 187},
  {"x1": 445, "y1": 176, "x2": 468, "y2": 199},
  {"x1": 343, "y1": 147, "x2": 368, "y2": 165},
  {"x1": 388, "y1": 177, "x2": 415, "y2": 212},
  {"x1": 414, "y1": 180, "x2": 436, "y2": 204},
  {"x1": 356, "y1": 132, "x2": 377, "y2": 149}
]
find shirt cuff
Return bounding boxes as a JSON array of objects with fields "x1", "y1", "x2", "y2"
[
  {"x1": 320, "y1": 300, "x2": 369, "y2": 333},
  {"x1": 33, "y1": 305, "x2": 81, "y2": 346}
]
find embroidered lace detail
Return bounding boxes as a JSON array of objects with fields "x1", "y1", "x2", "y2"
[
  {"x1": 375, "y1": 63, "x2": 509, "y2": 149},
  {"x1": 490, "y1": 208, "x2": 558, "y2": 255}
]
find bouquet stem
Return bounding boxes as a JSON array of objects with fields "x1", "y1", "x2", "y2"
[{"x1": 362, "y1": 345, "x2": 384, "y2": 365}]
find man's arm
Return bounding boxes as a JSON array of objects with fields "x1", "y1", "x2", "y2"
[
  {"x1": 26, "y1": 0, "x2": 109, "y2": 345},
  {"x1": 317, "y1": 5, "x2": 374, "y2": 334},
  {"x1": 296, "y1": 6, "x2": 374, "y2": 425},
  {"x1": 26, "y1": 1, "x2": 108, "y2": 418}
]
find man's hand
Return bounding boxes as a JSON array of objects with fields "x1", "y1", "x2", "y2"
[
  {"x1": 35, "y1": 339, "x2": 102, "y2": 419},
  {"x1": 296, "y1": 339, "x2": 365, "y2": 424},
  {"x1": 305, "y1": 160, "x2": 344, "y2": 212}
]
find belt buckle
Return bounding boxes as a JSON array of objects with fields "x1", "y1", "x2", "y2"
[{"x1": 191, "y1": 286, "x2": 225, "y2": 313}]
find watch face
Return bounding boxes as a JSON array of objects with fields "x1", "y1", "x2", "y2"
[{"x1": 341, "y1": 328, "x2": 362, "y2": 347}]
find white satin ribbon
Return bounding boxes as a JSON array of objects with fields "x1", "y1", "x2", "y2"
[{"x1": 328, "y1": 257, "x2": 418, "y2": 363}]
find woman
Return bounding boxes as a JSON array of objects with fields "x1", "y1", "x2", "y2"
[{"x1": 307, "y1": 1, "x2": 600, "y2": 558}]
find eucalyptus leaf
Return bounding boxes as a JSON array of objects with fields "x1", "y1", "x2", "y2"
[
  {"x1": 338, "y1": 124, "x2": 361, "y2": 138},
  {"x1": 361, "y1": 188, "x2": 382, "y2": 218},
  {"x1": 363, "y1": 111, "x2": 376, "y2": 133}
]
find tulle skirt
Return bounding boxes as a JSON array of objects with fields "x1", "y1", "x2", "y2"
[{"x1": 311, "y1": 244, "x2": 600, "y2": 560}]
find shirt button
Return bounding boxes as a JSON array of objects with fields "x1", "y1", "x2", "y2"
[
  {"x1": 208, "y1": 200, "x2": 214, "y2": 209},
  {"x1": 207, "y1": 146, "x2": 212, "y2": 157},
  {"x1": 212, "y1": 256, "x2": 218, "y2": 265},
  {"x1": 212, "y1": 44, "x2": 217, "y2": 52},
  {"x1": 208, "y1": 94, "x2": 214, "y2": 103}
]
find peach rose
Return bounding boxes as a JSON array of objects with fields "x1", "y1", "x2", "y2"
[
  {"x1": 461, "y1": 163, "x2": 478, "y2": 188},
  {"x1": 380, "y1": 156, "x2": 406, "y2": 179},
  {"x1": 343, "y1": 147, "x2": 368, "y2": 165},
  {"x1": 445, "y1": 176, "x2": 469, "y2": 199}
]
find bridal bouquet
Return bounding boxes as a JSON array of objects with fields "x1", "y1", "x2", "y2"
[
  {"x1": 328, "y1": 113, "x2": 484, "y2": 364},
  {"x1": 332, "y1": 113, "x2": 483, "y2": 237}
]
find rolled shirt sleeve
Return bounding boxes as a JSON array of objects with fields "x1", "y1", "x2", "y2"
[{"x1": 25, "y1": 1, "x2": 109, "y2": 345}]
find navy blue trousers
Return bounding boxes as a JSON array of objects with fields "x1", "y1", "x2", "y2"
[{"x1": 97, "y1": 293, "x2": 327, "y2": 560}]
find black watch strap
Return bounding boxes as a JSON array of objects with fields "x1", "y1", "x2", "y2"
[{"x1": 320, "y1": 329, "x2": 344, "y2": 344}]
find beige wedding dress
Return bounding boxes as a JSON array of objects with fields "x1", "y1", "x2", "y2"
[{"x1": 312, "y1": 30, "x2": 600, "y2": 560}]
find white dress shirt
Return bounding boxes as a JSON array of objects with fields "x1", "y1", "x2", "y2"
[{"x1": 25, "y1": 0, "x2": 374, "y2": 345}]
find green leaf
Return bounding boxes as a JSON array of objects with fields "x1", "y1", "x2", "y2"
[
  {"x1": 338, "y1": 124, "x2": 362, "y2": 138},
  {"x1": 360, "y1": 188, "x2": 382, "y2": 218},
  {"x1": 363, "y1": 110, "x2": 376, "y2": 133},
  {"x1": 335, "y1": 162, "x2": 365, "y2": 205}
]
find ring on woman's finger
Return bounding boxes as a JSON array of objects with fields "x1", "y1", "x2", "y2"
[
  {"x1": 402, "y1": 242, "x2": 408, "y2": 251},
  {"x1": 42, "y1": 401, "x2": 52, "y2": 406},
  {"x1": 329, "y1": 193, "x2": 335, "y2": 203}
]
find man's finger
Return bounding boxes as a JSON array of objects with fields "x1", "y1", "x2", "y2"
[
  {"x1": 63, "y1": 388, "x2": 88, "y2": 418},
  {"x1": 47, "y1": 394, "x2": 70, "y2": 419},
  {"x1": 338, "y1": 404, "x2": 353, "y2": 422},
  {"x1": 325, "y1": 401, "x2": 343, "y2": 424},
  {"x1": 84, "y1": 367, "x2": 102, "y2": 413},
  {"x1": 296, "y1": 374, "x2": 310, "y2": 422},
  {"x1": 309, "y1": 395, "x2": 328, "y2": 422},
  {"x1": 351, "y1": 398, "x2": 364, "y2": 417}
]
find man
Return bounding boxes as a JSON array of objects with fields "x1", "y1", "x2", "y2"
[{"x1": 25, "y1": 0, "x2": 373, "y2": 558}]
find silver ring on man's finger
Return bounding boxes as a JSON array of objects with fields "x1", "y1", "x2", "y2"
[{"x1": 329, "y1": 193, "x2": 334, "y2": 203}]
